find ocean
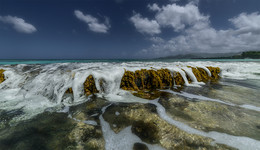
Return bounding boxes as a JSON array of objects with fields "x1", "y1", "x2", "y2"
[{"x1": 0, "y1": 59, "x2": 259, "y2": 150}]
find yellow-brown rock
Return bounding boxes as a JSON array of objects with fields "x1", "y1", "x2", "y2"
[
  {"x1": 84, "y1": 75, "x2": 99, "y2": 96},
  {"x1": 120, "y1": 67, "x2": 221, "y2": 91},
  {"x1": 157, "y1": 69, "x2": 173, "y2": 88},
  {"x1": 0, "y1": 69, "x2": 5, "y2": 84},
  {"x1": 65, "y1": 88, "x2": 73, "y2": 94},
  {"x1": 197, "y1": 67, "x2": 210, "y2": 82},
  {"x1": 134, "y1": 69, "x2": 163, "y2": 90},
  {"x1": 190, "y1": 67, "x2": 210, "y2": 82},
  {"x1": 207, "y1": 67, "x2": 221, "y2": 80},
  {"x1": 173, "y1": 72, "x2": 185, "y2": 86},
  {"x1": 120, "y1": 70, "x2": 139, "y2": 91}
]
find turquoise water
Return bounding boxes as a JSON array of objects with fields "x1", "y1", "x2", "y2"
[{"x1": 0, "y1": 59, "x2": 259, "y2": 65}]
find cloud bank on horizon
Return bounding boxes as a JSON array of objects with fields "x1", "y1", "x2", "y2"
[{"x1": 130, "y1": 2, "x2": 260, "y2": 57}]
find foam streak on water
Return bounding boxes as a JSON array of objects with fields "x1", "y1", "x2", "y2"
[{"x1": 150, "y1": 99, "x2": 260, "y2": 150}]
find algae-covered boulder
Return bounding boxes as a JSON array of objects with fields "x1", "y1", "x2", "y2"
[
  {"x1": 173, "y1": 72, "x2": 185, "y2": 86},
  {"x1": 189, "y1": 67, "x2": 210, "y2": 82},
  {"x1": 120, "y1": 67, "x2": 221, "y2": 91},
  {"x1": 84, "y1": 75, "x2": 99, "y2": 96},
  {"x1": 120, "y1": 69, "x2": 173, "y2": 91},
  {"x1": 134, "y1": 69, "x2": 163, "y2": 90},
  {"x1": 0, "y1": 69, "x2": 5, "y2": 84},
  {"x1": 207, "y1": 66, "x2": 221, "y2": 80},
  {"x1": 157, "y1": 69, "x2": 173, "y2": 88},
  {"x1": 120, "y1": 71, "x2": 139, "y2": 91}
]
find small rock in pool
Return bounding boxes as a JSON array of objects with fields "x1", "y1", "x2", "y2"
[{"x1": 133, "y1": 143, "x2": 149, "y2": 150}]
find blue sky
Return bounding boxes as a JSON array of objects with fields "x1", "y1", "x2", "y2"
[{"x1": 0, "y1": 0, "x2": 260, "y2": 59}]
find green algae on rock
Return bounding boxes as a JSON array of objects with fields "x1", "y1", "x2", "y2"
[
  {"x1": 84, "y1": 75, "x2": 99, "y2": 96},
  {"x1": 0, "y1": 69, "x2": 5, "y2": 84}
]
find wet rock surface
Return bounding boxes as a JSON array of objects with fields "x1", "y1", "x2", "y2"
[
  {"x1": 159, "y1": 92, "x2": 260, "y2": 141},
  {"x1": 120, "y1": 67, "x2": 220, "y2": 92},
  {"x1": 84, "y1": 75, "x2": 99, "y2": 96},
  {"x1": 0, "y1": 69, "x2": 5, "y2": 84},
  {"x1": 102, "y1": 102, "x2": 235, "y2": 150}
]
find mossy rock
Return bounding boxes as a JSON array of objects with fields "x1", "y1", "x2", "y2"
[
  {"x1": 120, "y1": 67, "x2": 220, "y2": 92},
  {"x1": 207, "y1": 67, "x2": 221, "y2": 80},
  {"x1": 120, "y1": 70, "x2": 139, "y2": 91},
  {"x1": 157, "y1": 69, "x2": 173, "y2": 88},
  {"x1": 134, "y1": 69, "x2": 163, "y2": 90},
  {"x1": 189, "y1": 67, "x2": 210, "y2": 82},
  {"x1": 84, "y1": 75, "x2": 99, "y2": 96},
  {"x1": 0, "y1": 69, "x2": 5, "y2": 84},
  {"x1": 173, "y1": 72, "x2": 185, "y2": 86}
]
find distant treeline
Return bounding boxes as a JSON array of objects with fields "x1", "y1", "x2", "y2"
[{"x1": 214, "y1": 51, "x2": 260, "y2": 59}]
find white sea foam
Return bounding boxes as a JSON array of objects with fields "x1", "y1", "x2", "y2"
[{"x1": 162, "y1": 89, "x2": 234, "y2": 106}]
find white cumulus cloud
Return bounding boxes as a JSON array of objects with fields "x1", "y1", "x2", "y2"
[
  {"x1": 154, "y1": 3, "x2": 209, "y2": 32},
  {"x1": 129, "y1": 13, "x2": 161, "y2": 35},
  {"x1": 229, "y1": 12, "x2": 260, "y2": 35},
  {"x1": 136, "y1": 2, "x2": 260, "y2": 58},
  {"x1": 0, "y1": 15, "x2": 37, "y2": 34},
  {"x1": 74, "y1": 10, "x2": 110, "y2": 33}
]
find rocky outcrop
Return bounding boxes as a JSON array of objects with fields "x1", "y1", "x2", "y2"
[
  {"x1": 120, "y1": 67, "x2": 221, "y2": 91},
  {"x1": 84, "y1": 75, "x2": 99, "y2": 96},
  {"x1": 64, "y1": 67, "x2": 221, "y2": 96},
  {"x1": 207, "y1": 66, "x2": 221, "y2": 80},
  {"x1": 189, "y1": 67, "x2": 210, "y2": 82},
  {"x1": 0, "y1": 69, "x2": 5, "y2": 84}
]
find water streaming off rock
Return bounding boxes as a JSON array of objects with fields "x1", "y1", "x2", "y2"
[{"x1": 0, "y1": 60, "x2": 260, "y2": 150}]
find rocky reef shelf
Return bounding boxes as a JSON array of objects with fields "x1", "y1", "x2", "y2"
[{"x1": 0, "y1": 62, "x2": 260, "y2": 150}]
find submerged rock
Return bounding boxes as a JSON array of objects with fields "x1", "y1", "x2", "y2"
[
  {"x1": 84, "y1": 75, "x2": 99, "y2": 96},
  {"x1": 133, "y1": 143, "x2": 149, "y2": 150},
  {"x1": 159, "y1": 94, "x2": 260, "y2": 141},
  {"x1": 0, "y1": 69, "x2": 5, "y2": 84},
  {"x1": 102, "y1": 103, "x2": 235, "y2": 149}
]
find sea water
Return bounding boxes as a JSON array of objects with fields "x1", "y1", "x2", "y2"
[{"x1": 0, "y1": 59, "x2": 259, "y2": 150}]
